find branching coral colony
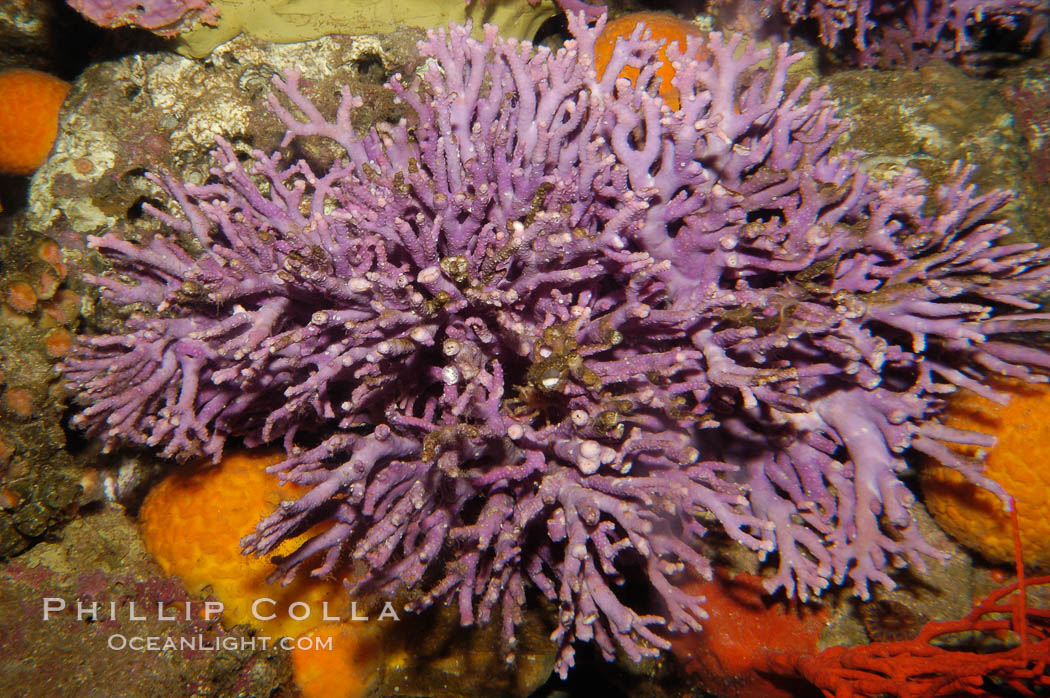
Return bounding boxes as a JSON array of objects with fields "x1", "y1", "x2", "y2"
[
  {"x1": 63, "y1": 12, "x2": 1050, "y2": 676},
  {"x1": 774, "y1": 0, "x2": 1048, "y2": 66}
]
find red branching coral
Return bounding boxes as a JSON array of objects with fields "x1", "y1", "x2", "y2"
[{"x1": 770, "y1": 510, "x2": 1050, "y2": 697}]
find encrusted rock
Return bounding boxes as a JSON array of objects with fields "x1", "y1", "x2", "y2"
[
  {"x1": 0, "y1": 506, "x2": 295, "y2": 697},
  {"x1": 819, "y1": 505, "x2": 976, "y2": 650},
  {"x1": 0, "y1": 221, "x2": 85, "y2": 559},
  {"x1": 27, "y1": 30, "x2": 424, "y2": 245},
  {"x1": 998, "y1": 57, "x2": 1050, "y2": 246},
  {"x1": 827, "y1": 60, "x2": 1032, "y2": 240}
]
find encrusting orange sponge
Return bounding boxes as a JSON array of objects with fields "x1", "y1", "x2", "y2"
[
  {"x1": 668, "y1": 571, "x2": 827, "y2": 698},
  {"x1": 593, "y1": 12, "x2": 704, "y2": 110},
  {"x1": 922, "y1": 378, "x2": 1050, "y2": 568},
  {"x1": 291, "y1": 623, "x2": 387, "y2": 698},
  {"x1": 138, "y1": 450, "x2": 352, "y2": 637},
  {"x1": 138, "y1": 450, "x2": 386, "y2": 698},
  {"x1": 0, "y1": 68, "x2": 70, "y2": 175}
]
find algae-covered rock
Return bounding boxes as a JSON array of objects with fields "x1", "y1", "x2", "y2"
[
  {"x1": 0, "y1": 0, "x2": 58, "y2": 72},
  {"x1": 27, "y1": 30, "x2": 423, "y2": 246},
  {"x1": 0, "y1": 506, "x2": 295, "y2": 697},
  {"x1": 825, "y1": 61, "x2": 1032, "y2": 241},
  {"x1": 998, "y1": 58, "x2": 1050, "y2": 247},
  {"x1": 0, "y1": 221, "x2": 85, "y2": 559},
  {"x1": 374, "y1": 599, "x2": 558, "y2": 698}
]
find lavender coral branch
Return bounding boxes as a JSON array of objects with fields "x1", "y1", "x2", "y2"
[
  {"x1": 775, "y1": 0, "x2": 1048, "y2": 66},
  {"x1": 65, "y1": 10, "x2": 1050, "y2": 677}
]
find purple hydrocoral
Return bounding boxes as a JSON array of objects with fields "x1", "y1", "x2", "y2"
[
  {"x1": 67, "y1": 0, "x2": 219, "y2": 36},
  {"x1": 64, "y1": 11, "x2": 1050, "y2": 676},
  {"x1": 774, "y1": 0, "x2": 1048, "y2": 66},
  {"x1": 564, "y1": 1, "x2": 1047, "y2": 66}
]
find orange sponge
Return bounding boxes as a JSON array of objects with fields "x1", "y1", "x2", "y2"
[
  {"x1": 139, "y1": 450, "x2": 387, "y2": 697},
  {"x1": 139, "y1": 449, "x2": 394, "y2": 692},
  {"x1": 593, "y1": 12, "x2": 704, "y2": 110},
  {"x1": 668, "y1": 571, "x2": 827, "y2": 698},
  {"x1": 138, "y1": 450, "x2": 350, "y2": 638},
  {"x1": 291, "y1": 623, "x2": 386, "y2": 698},
  {"x1": 0, "y1": 68, "x2": 70, "y2": 175},
  {"x1": 922, "y1": 378, "x2": 1050, "y2": 568}
]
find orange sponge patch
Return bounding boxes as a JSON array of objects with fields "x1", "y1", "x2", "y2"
[
  {"x1": 594, "y1": 12, "x2": 704, "y2": 110},
  {"x1": 139, "y1": 450, "x2": 390, "y2": 698},
  {"x1": 291, "y1": 623, "x2": 384, "y2": 698},
  {"x1": 138, "y1": 450, "x2": 350, "y2": 639},
  {"x1": 0, "y1": 68, "x2": 70, "y2": 175},
  {"x1": 669, "y1": 571, "x2": 827, "y2": 698},
  {"x1": 922, "y1": 378, "x2": 1050, "y2": 568}
]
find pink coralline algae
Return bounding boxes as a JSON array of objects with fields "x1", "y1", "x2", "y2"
[
  {"x1": 64, "y1": 13, "x2": 1050, "y2": 676},
  {"x1": 67, "y1": 0, "x2": 219, "y2": 36},
  {"x1": 774, "y1": 0, "x2": 1048, "y2": 66}
]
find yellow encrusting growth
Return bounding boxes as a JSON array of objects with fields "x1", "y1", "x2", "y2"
[
  {"x1": 922, "y1": 378, "x2": 1050, "y2": 568},
  {"x1": 175, "y1": 0, "x2": 559, "y2": 58}
]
